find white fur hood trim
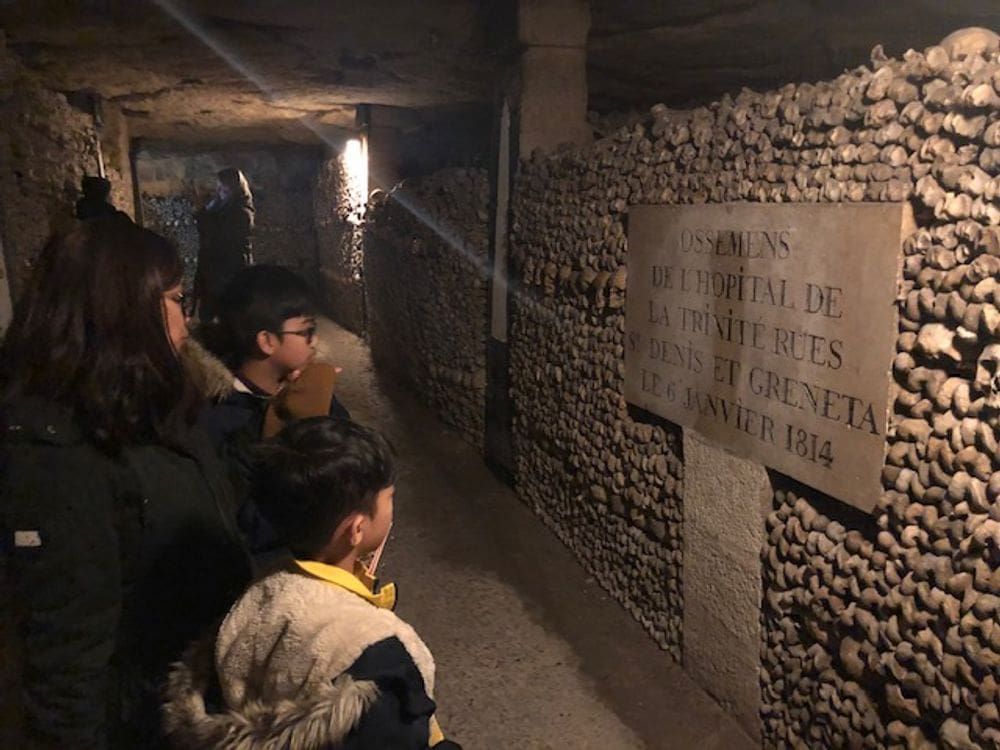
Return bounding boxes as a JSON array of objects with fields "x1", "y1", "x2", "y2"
[
  {"x1": 162, "y1": 634, "x2": 379, "y2": 750},
  {"x1": 216, "y1": 569, "x2": 436, "y2": 709}
]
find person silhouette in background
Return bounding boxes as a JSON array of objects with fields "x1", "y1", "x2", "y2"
[
  {"x1": 193, "y1": 167, "x2": 255, "y2": 321},
  {"x1": 74, "y1": 175, "x2": 125, "y2": 221}
]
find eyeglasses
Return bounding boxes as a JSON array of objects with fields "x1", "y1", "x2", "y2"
[
  {"x1": 167, "y1": 291, "x2": 196, "y2": 318},
  {"x1": 278, "y1": 324, "x2": 317, "y2": 344}
]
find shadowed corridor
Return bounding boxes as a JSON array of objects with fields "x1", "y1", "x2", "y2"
[{"x1": 320, "y1": 317, "x2": 755, "y2": 749}]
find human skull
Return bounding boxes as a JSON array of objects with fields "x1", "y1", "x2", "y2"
[
  {"x1": 973, "y1": 343, "x2": 1000, "y2": 409},
  {"x1": 939, "y1": 27, "x2": 1000, "y2": 60}
]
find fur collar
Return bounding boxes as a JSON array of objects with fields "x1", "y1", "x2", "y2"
[
  {"x1": 163, "y1": 569, "x2": 436, "y2": 748},
  {"x1": 181, "y1": 337, "x2": 237, "y2": 400},
  {"x1": 214, "y1": 569, "x2": 435, "y2": 709},
  {"x1": 163, "y1": 635, "x2": 379, "y2": 750}
]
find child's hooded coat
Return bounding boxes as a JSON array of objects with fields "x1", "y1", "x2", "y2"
[{"x1": 162, "y1": 565, "x2": 459, "y2": 750}]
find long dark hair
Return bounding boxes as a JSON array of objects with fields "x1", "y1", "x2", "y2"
[
  {"x1": 216, "y1": 167, "x2": 254, "y2": 215},
  {"x1": 0, "y1": 216, "x2": 200, "y2": 453}
]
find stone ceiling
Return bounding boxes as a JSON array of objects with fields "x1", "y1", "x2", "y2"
[
  {"x1": 1, "y1": 1, "x2": 999, "y2": 143},
  {"x1": 588, "y1": 0, "x2": 1000, "y2": 112},
  {"x1": 0, "y1": 0, "x2": 500, "y2": 143}
]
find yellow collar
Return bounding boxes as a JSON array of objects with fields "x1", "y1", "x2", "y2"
[{"x1": 293, "y1": 559, "x2": 396, "y2": 610}]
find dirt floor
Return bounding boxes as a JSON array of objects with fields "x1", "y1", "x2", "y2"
[{"x1": 322, "y1": 319, "x2": 758, "y2": 750}]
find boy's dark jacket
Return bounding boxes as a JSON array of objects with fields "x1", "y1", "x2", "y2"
[
  {"x1": 182, "y1": 339, "x2": 350, "y2": 557},
  {"x1": 0, "y1": 396, "x2": 251, "y2": 749},
  {"x1": 162, "y1": 565, "x2": 461, "y2": 750}
]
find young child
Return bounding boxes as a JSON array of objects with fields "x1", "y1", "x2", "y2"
[
  {"x1": 162, "y1": 417, "x2": 460, "y2": 749},
  {"x1": 197, "y1": 264, "x2": 349, "y2": 444},
  {"x1": 190, "y1": 264, "x2": 350, "y2": 557}
]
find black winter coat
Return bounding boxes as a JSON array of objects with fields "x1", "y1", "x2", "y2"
[
  {"x1": 199, "y1": 377, "x2": 350, "y2": 561},
  {"x1": 0, "y1": 397, "x2": 251, "y2": 749},
  {"x1": 194, "y1": 202, "x2": 254, "y2": 320}
]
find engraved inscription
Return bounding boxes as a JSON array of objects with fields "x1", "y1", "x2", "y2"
[{"x1": 625, "y1": 203, "x2": 905, "y2": 513}]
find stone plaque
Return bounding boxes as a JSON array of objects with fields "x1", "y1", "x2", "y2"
[{"x1": 625, "y1": 203, "x2": 906, "y2": 512}]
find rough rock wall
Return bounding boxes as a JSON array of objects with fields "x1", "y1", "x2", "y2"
[
  {"x1": 135, "y1": 146, "x2": 322, "y2": 284},
  {"x1": 313, "y1": 153, "x2": 365, "y2": 332},
  {"x1": 0, "y1": 44, "x2": 132, "y2": 301},
  {"x1": 511, "y1": 33, "x2": 1000, "y2": 748},
  {"x1": 364, "y1": 169, "x2": 489, "y2": 450},
  {"x1": 100, "y1": 105, "x2": 136, "y2": 223}
]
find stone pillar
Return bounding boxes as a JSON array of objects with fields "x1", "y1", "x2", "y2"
[
  {"x1": 517, "y1": 0, "x2": 591, "y2": 154},
  {"x1": 99, "y1": 103, "x2": 136, "y2": 219},
  {"x1": 485, "y1": 0, "x2": 591, "y2": 479},
  {"x1": 682, "y1": 431, "x2": 770, "y2": 740},
  {"x1": 360, "y1": 104, "x2": 405, "y2": 192}
]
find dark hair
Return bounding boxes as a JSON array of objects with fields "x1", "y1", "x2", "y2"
[
  {"x1": 199, "y1": 264, "x2": 316, "y2": 367},
  {"x1": 216, "y1": 167, "x2": 254, "y2": 211},
  {"x1": 250, "y1": 417, "x2": 396, "y2": 558},
  {"x1": 81, "y1": 175, "x2": 111, "y2": 200},
  {"x1": 0, "y1": 216, "x2": 198, "y2": 452}
]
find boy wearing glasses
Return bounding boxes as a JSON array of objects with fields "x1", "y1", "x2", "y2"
[{"x1": 194, "y1": 264, "x2": 350, "y2": 560}]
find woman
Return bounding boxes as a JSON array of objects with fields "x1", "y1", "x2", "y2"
[
  {"x1": 0, "y1": 216, "x2": 251, "y2": 748},
  {"x1": 193, "y1": 167, "x2": 255, "y2": 321}
]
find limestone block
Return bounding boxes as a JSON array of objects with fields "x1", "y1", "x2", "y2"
[
  {"x1": 518, "y1": 0, "x2": 590, "y2": 48},
  {"x1": 519, "y1": 46, "x2": 591, "y2": 154}
]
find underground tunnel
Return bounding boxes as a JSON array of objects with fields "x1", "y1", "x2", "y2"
[{"x1": 2, "y1": 1, "x2": 1000, "y2": 748}]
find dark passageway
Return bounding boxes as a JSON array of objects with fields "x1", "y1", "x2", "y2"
[{"x1": 319, "y1": 317, "x2": 754, "y2": 749}]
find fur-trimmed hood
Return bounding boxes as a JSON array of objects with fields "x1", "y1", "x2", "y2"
[
  {"x1": 163, "y1": 568, "x2": 436, "y2": 750},
  {"x1": 181, "y1": 337, "x2": 239, "y2": 401},
  {"x1": 163, "y1": 635, "x2": 379, "y2": 750}
]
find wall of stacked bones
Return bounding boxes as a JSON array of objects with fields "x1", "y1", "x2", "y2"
[
  {"x1": 312, "y1": 153, "x2": 366, "y2": 333},
  {"x1": 363, "y1": 169, "x2": 490, "y2": 451},
  {"x1": 140, "y1": 194, "x2": 200, "y2": 288},
  {"x1": 509, "y1": 38, "x2": 1000, "y2": 748}
]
